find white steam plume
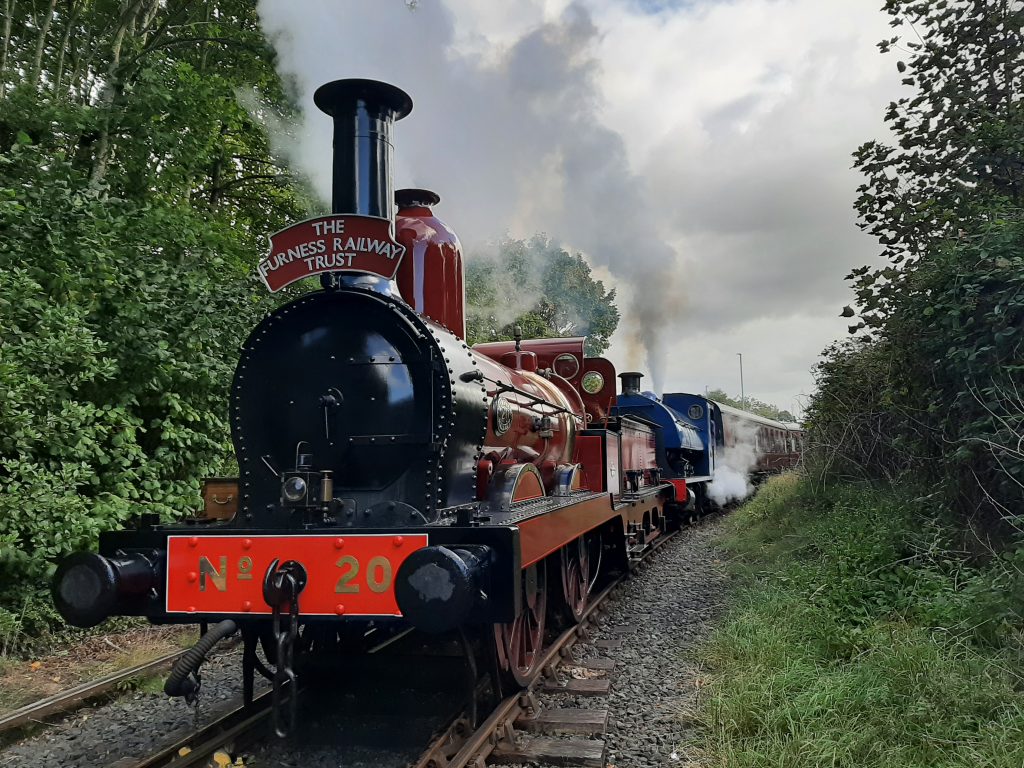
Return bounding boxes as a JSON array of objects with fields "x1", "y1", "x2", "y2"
[
  {"x1": 707, "y1": 416, "x2": 759, "y2": 506},
  {"x1": 253, "y1": 1, "x2": 683, "y2": 386}
]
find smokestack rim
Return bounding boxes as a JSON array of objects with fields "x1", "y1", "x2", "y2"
[
  {"x1": 395, "y1": 188, "x2": 441, "y2": 208},
  {"x1": 619, "y1": 371, "x2": 643, "y2": 396},
  {"x1": 313, "y1": 78, "x2": 413, "y2": 120}
]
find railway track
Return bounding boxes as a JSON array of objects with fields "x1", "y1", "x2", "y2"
[
  {"x1": 112, "y1": 528, "x2": 686, "y2": 768},
  {"x1": 414, "y1": 580, "x2": 619, "y2": 768},
  {"x1": 0, "y1": 649, "x2": 185, "y2": 738},
  {"x1": 414, "y1": 531, "x2": 681, "y2": 768},
  {"x1": 108, "y1": 692, "x2": 272, "y2": 768}
]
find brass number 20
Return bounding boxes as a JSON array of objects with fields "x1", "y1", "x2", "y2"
[
  {"x1": 335, "y1": 555, "x2": 393, "y2": 594},
  {"x1": 335, "y1": 556, "x2": 359, "y2": 593}
]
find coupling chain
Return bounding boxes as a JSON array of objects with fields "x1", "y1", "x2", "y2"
[{"x1": 263, "y1": 559, "x2": 308, "y2": 738}]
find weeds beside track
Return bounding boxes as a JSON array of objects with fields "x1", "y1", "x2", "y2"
[{"x1": 694, "y1": 474, "x2": 1024, "y2": 768}]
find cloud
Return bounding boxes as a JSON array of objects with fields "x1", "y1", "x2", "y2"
[
  {"x1": 255, "y1": 0, "x2": 904, "y2": 411},
  {"x1": 590, "y1": 0, "x2": 902, "y2": 405}
]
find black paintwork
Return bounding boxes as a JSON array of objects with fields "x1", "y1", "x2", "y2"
[
  {"x1": 231, "y1": 287, "x2": 487, "y2": 527},
  {"x1": 313, "y1": 79, "x2": 412, "y2": 221}
]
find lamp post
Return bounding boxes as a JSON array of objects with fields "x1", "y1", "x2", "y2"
[{"x1": 737, "y1": 353, "x2": 745, "y2": 410}]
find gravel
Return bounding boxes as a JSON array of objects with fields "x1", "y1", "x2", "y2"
[
  {"x1": 516, "y1": 517, "x2": 727, "y2": 768},
  {"x1": 0, "y1": 647, "x2": 247, "y2": 768},
  {"x1": 245, "y1": 654, "x2": 468, "y2": 768}
]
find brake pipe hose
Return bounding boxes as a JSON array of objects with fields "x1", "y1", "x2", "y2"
[{"x1": 164, "y1": 619, "x2": 238, "y2": 701}]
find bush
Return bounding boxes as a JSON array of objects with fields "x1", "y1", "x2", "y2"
[
  {"x1": 0, "y1": 140, "x2": 277, "y2": 647},
  {"x1": 813, "y1": 0, "x2": 1024, "y2": 522}
]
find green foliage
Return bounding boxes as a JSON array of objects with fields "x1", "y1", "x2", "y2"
[
  {"x1": 0, "y1": 0, "x2": 308, "y2": 645},
  {"x1": 705, "y1": 388, "x2": 795, "y2": 422},
  {"x1": 465, "y1": 235, "x2": 620, "y2": 356},
  {"x1": 697, "y1": 476, "x2": 1024, "y2": 767},
  {"x1": 851, "y1": 1, "x2": 1024, "y2": 324},
  {"x1": 812, "y1": 0, "x2": 1024, "y2": 518}
]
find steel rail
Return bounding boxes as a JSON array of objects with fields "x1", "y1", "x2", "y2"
[
  {"x1": 108, "y1": 691, "x2": 273, "y2": 768},
  {"x1": 111, "y1": 624, "x2": 411, "y2": 767},
  {"x1": 0, "y1": 649, "x2": 185, "y2": 736}
]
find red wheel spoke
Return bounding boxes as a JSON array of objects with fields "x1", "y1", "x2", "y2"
[{"x1": 495, "y1": 561, "x2": 547, "y2": 687}]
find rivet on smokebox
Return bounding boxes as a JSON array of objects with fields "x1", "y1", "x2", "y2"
[
  {"x1": 187, "y1": 571, "x2": 198, "y2": 583},
  {"x1": 393, "y1": 536, "x2": 404, "y2": 548},
  {"x1": 334, "y1": 538, "x2": 345, "y2": 549},
  {"x1": 188, "y1": 536, "x2": 199, "y2": 548},
  {"x1": 242, "y1": 539, "x2": 253, "y2": 550},
  {"x1": 335, "y1": 604, "x2": 346, "y2": 615}
]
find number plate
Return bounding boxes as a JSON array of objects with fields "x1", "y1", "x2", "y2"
[{"x1": 165, "y1": 534, "x2": 428, "y2": 617}]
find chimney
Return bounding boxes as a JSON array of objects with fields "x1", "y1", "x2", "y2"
[
  {"x1": 619, "y1": 371, "x2": 643, "y2": 396},
  {"x1": 313, "y1": 79, "x2": 413, "y2": 220},
  {"x1": 394, "y1": 187, "x2": 467, "y2": 338},
  {"x1": 395, "y1": 188, "x2": 440, "y2": 209}
]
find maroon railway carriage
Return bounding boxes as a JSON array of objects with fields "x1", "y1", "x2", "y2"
[
  {"x1": 715, "y1": 402, "x2": 803, "y2": 474},
  {"x1": 51, "y1": 79, "x2": 683, "y2": 729}
]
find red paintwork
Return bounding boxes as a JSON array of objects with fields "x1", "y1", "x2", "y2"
[
  {"x1": 518, "y1": 495, "x2": 610, "y2": 567},
  {"x1": 510, "y1": 468, "x2": 545, "y2": 502},
  {"x1": 546, "y1": 374, "x2": 587, "y2": 422},
  {"x1": 475, "y1": 341, "x2": 619, "y2": 427},
  {"x1": 619, "y1": 419, "x2": 659, "y2": 483},
  {"x1": 475, "y1": 337, "x2": 586, "y2": 381},
  {"x1": 606, "y1": 431, "x2": 621, "y2": 494},
  {"x1": 165, "y1": 533, "x2": 428, "y2": 617},
  {"x1": 500, "y1": 350, "x2": 538, "y2": 373},
  {"x1": 572, "y1": 434, "x2": 605, "y2": 492},
  {"x1": 668, "y1": 478, "x2": 687, "y2": 502},
  {"x1": 476, "y1": 459, "x2": 494, "y2": 501},
  {"x1": 517, "y1": 490, "x2": 669, "y2": 567},
  {"x1": 579, "y1": 357, "x2": 617, "y2": 424},
  {"x1": 395, "y1": 204, "x2": 466, "y2": 338},
  {"x1": 473, "y1": 353, "x2": 584, "y2": 490},
  {"x1": 259, "y1": 215, "x2": 405, "y2": 292}
]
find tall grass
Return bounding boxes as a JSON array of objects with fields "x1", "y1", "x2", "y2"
[{"x1": 696, "y1": 475, "x2": 1024, "y2": 768}]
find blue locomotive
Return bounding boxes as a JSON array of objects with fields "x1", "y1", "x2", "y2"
[{"x1": 612, "y1": 372, "x2": 803, "y2": 518}]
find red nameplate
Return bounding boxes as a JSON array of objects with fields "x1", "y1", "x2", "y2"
[
  {"x1": 258, "y1": 214, "x2": 406, "y2": 292},
  {"x1": 165, "y1": 533, "x2": 428, "y2": 617}
]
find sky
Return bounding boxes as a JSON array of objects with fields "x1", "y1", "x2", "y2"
[{"x1": 254, "y1": 0, "x2": 905, "y2": 418}]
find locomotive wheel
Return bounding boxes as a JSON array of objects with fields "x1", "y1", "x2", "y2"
[
  {"x1": 560, "y1": 531, "x2": 600, "y2": 623},
  {"x1": 495, "y1": 561, "x2": 547, "y2": 687}
]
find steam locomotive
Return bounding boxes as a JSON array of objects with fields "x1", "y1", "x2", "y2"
[{"x1": 51, "y1": 78, "x2": 801, "y2": 727}]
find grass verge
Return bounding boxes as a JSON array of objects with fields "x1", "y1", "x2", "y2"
[
  {"x1": 694, "y1": 474, "x2": 1024, "y2": 768},
  {"x1": 0, "y1": 624, "x2": 196, "y2": 714}
]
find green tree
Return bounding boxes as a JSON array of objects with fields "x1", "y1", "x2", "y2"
[
  {"x1": 850, "y1": 0, "x2": 1024, "y2": 333},
  {"x1": 810, "y1": 0, "x2": 1024, "y2": 519},
  {"x1": 0, "y1": 0, "x2": 311, "y2": 640},
  {"x1": 465, "y1": 235, "x2": 620, "y2": 356}
]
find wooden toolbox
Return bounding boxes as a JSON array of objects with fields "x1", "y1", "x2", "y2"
[{"x1": 200, "y1": 477, "x2": 239, "y2": 520}]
